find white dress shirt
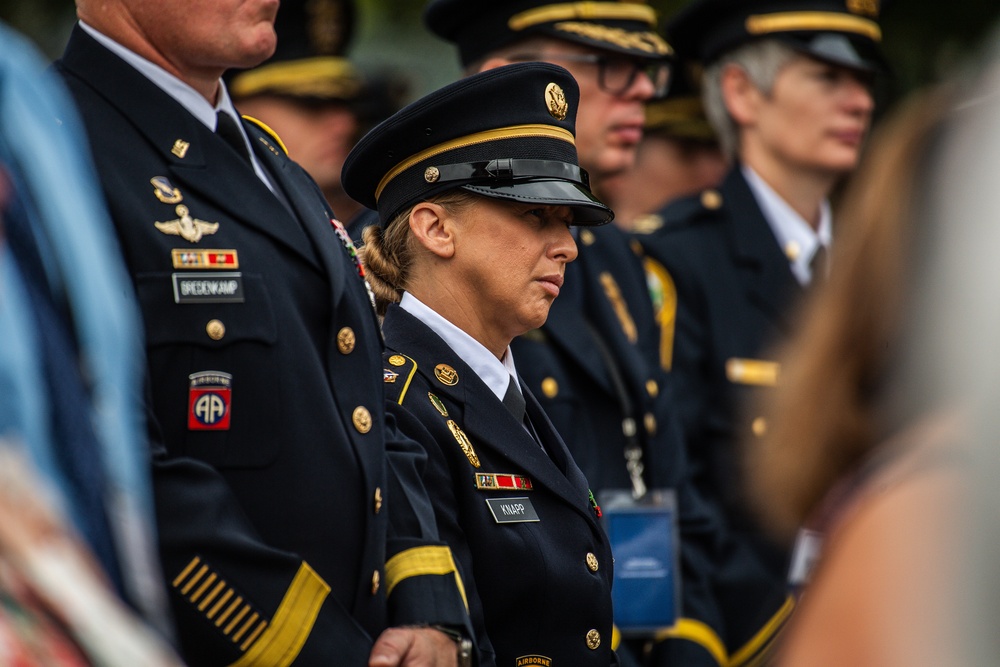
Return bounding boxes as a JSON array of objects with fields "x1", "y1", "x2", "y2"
[
  {"x1": 399, "y1": 292, "x2": 520, "y2": 403},
  {"x1": 79, "y1": 21, "x2": 278, "y2": 193},
  {"x1": 742, "y1": 164, "x2": 832, "y2": 286}
]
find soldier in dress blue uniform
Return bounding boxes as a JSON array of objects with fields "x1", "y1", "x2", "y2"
[
  {"x1": 342, "y1": 61, "x2": 618, "y2": 667},
  {"x1": 635, "y1": 0, "x2": 884, "y2": 661},
  {"x1": 56, "y1": 0, "x2": 473, "y2": 665},
  {"x1": 227, "y1": 0, "x2": 386, "y2": 242},
  {"x1": 422, "y1": 3, "x2": 734, "y2": 665}
]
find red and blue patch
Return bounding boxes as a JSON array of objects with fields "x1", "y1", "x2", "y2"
[{"x1": 188, "y1": 371, "x2": 232, "y2": 430}]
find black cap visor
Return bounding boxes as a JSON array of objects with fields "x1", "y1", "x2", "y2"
[
  {"x1": 779, "y1": 33, "x2": 883, "y2": 75},
  {"x1": 463, "y1": 178, "x2": 613, "y2": 226}
]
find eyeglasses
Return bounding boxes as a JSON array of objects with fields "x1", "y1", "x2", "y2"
[{"x1": 512, "y1": 52, "x2": 671, "y2": 97}]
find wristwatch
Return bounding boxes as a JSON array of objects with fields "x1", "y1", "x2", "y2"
[{"x1": 431, "y1": 625, "x2": 473, "y2": 667}]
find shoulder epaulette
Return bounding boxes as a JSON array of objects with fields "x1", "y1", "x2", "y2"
[
  {"x1": 241, "y1": 115, "x2": 289, "y2": 156},
  {"x1": 656, "y1": 187, "x2": 727, "y2": 233},
  {"x1": 383, "y1": 352, "x2": 418, "y2": 405}
]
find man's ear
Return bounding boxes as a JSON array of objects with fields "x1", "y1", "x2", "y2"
[
  {"x1": 720, "y1": 62, "x2": 760, "y2": 127},
  {"x1": 409, "y1": 201, "x2": 456, "y2": 259}
]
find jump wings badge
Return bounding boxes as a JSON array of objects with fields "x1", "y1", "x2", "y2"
[{"x1": 155, "y1": 204, "x2": 220, "y2": 243}]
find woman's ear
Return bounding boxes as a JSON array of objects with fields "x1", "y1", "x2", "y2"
[
  {"x1": 721, "y1": 62, "x2": 760, "y2": 128},
  {"x1": 409, "y1": 201, "x2": 456, "y2": 259}
]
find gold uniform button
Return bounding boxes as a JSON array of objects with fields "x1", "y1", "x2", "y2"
[
  {"x1": 586, "y1": 629, "x2": 601, "y2": 650},
  {"x1": 206, "y1": 319, "x2": 225, "y2": 340},
  {"x1": 701, "y1": 189, "x2": 723, "y2": 210},
  {"x1": 388, "y1": 354, "x2": 406, "y2": 367},
  {"x1": 752, "y1": 417, "x2": 768, "y2": 437},
  {"x1": 541, "y1": 377, "x2": 559, "y2": 399},
  {"x1": 337, "y1": 327, "x2": 356, "y2": 354},
  {"x1": 644, "y1": 412, "x2": 657, "y2": 435},
  {"x1": 371, "y1": 570, "x2": 380, "y2": 595},
  {"x1": 374, "y1": 487, "x2": 383, "y2": 514},
  {"x1": 586, "y1": 552, "x2": 599, "y2": 572},
  {"x1": 580, "y1": 229, "x2": 596, "y2": 246},
  {"x1": 353, "y1": 406, "x2": 372, "y2": 434},
  {"x1": 646, "y1": 379, "x2": 659, "y2": 398}
]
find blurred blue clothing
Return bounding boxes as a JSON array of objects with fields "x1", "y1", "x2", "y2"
[{"x1": 0, "y1": 21, "x2": 168, "y2": 630}]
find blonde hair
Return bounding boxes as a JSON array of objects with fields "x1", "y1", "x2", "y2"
[
  {"x1": 745, "y1": 86, "x2": 951, "y2": 541},
  {"x1": 359, "y1": 190, "x2": 478, "y2": 316}
]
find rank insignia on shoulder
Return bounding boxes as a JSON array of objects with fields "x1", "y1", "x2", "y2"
[
  {"x1": 475, "y1": 473, "x2": 533, "y2": 491},
  {"x1": 155, "y1": 205, "x2": 220, "y2": 243},
  {"x1": 428, "y1": 392, "x2": 448, "y2": 417},
  {"x1": 151, "y1": 176, "x2": 183, "y2": 204},
  {"x1": 188, "y1": 371, "x2": 232, "y2": 430},
  {"x1": 172, "y1": 249, "x2": 239, "y2": 270},
  {"x1": 447, "y1": 419, "x2": 480, "y2": 468},
  {"x1": 384, "y1": 369, "x2": 399, "y2": 383}
]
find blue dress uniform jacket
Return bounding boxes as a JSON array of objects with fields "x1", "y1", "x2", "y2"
[
  {"x1": 57, "y1": 26, "x2": 469, "y2": 666},
  {"x1": 511, "y1": 223, "x2": 728, "y2": 666},
  {"x1": 381, "y1": 304, "x2": 616, "y2": 667},
  {"x1": 636, "y1": 166, "x2": 800, "y2": 664}
]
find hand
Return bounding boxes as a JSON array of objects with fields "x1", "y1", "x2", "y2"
[{"x1": 368, "y1": 626, "x2": 458, "y2": 667}]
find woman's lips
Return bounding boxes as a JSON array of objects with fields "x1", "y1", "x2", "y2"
[{"x1": 538, "y1": 273, "x2": 564, "y2": 297}]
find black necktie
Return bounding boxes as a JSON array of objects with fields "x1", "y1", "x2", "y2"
[
  {"x1": 216, "y1": 111, "x2": 251, "y2": 164},
  {"x1": 501, "y1": 378, "x2": 526, "y2": 424},
  {"x1": 810, "y1": 244, "x2": 829, "y2": 284}
]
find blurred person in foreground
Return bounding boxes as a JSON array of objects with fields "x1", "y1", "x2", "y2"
[
  {"x1": 56, "y1": 0, "x2": 472, "y2": 664},
  {"x1": 637, "y1": 0, "x2": 883, "y2": 658},
  {"x1": 345, "y1": 61, "x2": 617, "y2": 667},
  {"x1": 423, "y1": 4, "x2": 736, "y2": 664},
  {"x1": 228, "y1": 0, "x2": 400, "y2": 241},
  {"x1": 0, "y1": 20, "x2": 179, "y2": 665},
  {"x1": 745, "y1": 84, "x2": 966, "y2": 666}
]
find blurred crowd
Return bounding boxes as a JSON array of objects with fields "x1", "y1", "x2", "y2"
[{"x1": 1, "y1": 0, "x2": 996, "y2": 665}]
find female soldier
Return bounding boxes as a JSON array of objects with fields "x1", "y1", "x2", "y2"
[{"x1": 342, "y1": 63, "x2": 618, "y2": 667}]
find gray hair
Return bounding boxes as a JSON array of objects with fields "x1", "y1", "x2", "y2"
[{"x1": 702, "y1": 39, "x2": 798, "y2": 160}]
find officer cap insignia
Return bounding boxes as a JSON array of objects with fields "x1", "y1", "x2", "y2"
[
  {"x1": 151, "y1": 176, "x2": 183, "y2": 204},
  {"x1": 847, "y1": 0, "x2": 879, "y2": 18},
  {"x1": 171, "y1": 139, "x2": 190, "y2": 158},
  {"x1": 545, "y1": 82, "x2": 568, "y2": 120},
  {"x1": 447, "y1": 420, "x2": 480, "y2": 468},
  {"x1": 435, "y1": 363, "x2": 459, "y2": 386},
  {"x1": 155, "y1": 205, "x2": 220, "y2": 243},
  {"x1": 428, "y1": 392, "x2": 449, "y2": 417}
]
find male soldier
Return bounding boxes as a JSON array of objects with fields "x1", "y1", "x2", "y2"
[
  {"x1": 601, "y1": 58, "x2": 727, "y2": 234},
  {"x1": 638, "y1": 0, "x2": 882, "y2": 660},
  {"x1": 227, "y1": 0, "x2": 386, "y2": 239},
  {"x1": 57, "y1": 1, "x2": 471, "y2": 665},
  {"x1": 423, "y1": 2, "x2": 732, "y2": 665}
]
